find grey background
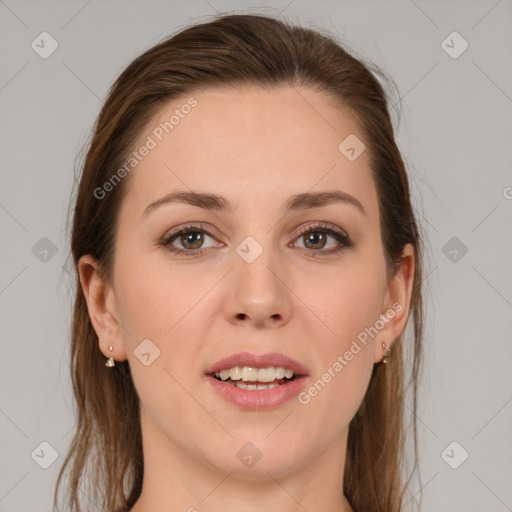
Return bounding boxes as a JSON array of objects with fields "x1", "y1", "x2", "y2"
[{"x1": 1, "y1": 1, "x2": 511, "y2": 511}]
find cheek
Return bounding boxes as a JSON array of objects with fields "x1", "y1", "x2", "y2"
[
  {"x1": 114, "y1": 259, "x2": 211, "y2": 414},
  {"x1": 114, "y1": 249, "x2": 210, "y2": 341},
  {"x1": 295, "y1": 265, "x2": 384, "y2": 414},
  {"x1": 302, "y1": 266, "x2": 386, "y2": 351}
]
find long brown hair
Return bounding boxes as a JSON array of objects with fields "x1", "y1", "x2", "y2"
[{"x1": 55, "y1": 12, "x2": 424, "y2": 512}]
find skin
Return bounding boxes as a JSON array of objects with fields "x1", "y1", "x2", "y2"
[{"x1": 79, "y1": 85, "x2": 414, "y2": 512}]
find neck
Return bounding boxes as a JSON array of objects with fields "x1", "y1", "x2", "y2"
[{"x1": 129, "y1": 407, "x2": 353, "y2": 512}]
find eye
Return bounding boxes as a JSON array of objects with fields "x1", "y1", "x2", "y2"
[
  {"x1": 292, "y1": 222, "x2": 351, "y2": 256},
  {"x1": 159, "y1": 222, "x2": 351, "y2": 258},
  {"x1": 161, "y1": 223, "x2": 220, "y2": 257}
]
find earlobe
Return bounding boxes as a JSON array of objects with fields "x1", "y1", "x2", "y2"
[
  {"x1": 374, "y1": 243, "x2": 415, "y2": 363},
  {"x1": 78, "y1": 255, "x2": 127, "y2": 361}
]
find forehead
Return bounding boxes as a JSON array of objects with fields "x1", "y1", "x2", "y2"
[{"x1": 120, "y1": 85, "x2": 378, "y2": 220}]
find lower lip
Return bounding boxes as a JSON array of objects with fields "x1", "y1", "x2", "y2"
[{"x1": 206, "y1": 375, "x2": 308, "y2": 411}]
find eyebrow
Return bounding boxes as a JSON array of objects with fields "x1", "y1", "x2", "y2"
[{"x1": 142, "y1": 189, "x2": 367, "y2": 218}]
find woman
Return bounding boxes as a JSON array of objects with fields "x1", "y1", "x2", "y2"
[{"x1": 55, "y1": 12, "x2": 424, "y2": 512}]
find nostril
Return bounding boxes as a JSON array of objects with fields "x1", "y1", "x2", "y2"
[{"x1": 237, "y1": 313, "x2": 247, "y2": 320}]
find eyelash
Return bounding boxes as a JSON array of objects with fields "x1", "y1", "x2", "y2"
[{"x1": 159, "y1": 222, "x2": 352, "y2": 259}]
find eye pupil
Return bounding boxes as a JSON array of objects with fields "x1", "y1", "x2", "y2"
[
  {"x1": 305, "y1": 232, "x2": 326, "y2": 249},
  {"x1": 181, "y1": 232, "x2": 203, "y2": 249}
]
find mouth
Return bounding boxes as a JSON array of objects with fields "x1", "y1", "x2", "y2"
[
  {"x1": 205, "y1": 352, "x2": 309, "y2": 410},
  {"x1": 210, "y1": 365, "x2": 298, "y2": 390}
]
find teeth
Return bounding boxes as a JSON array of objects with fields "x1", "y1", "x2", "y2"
[
  {"x1": 241, "y1": 367, "x2": 258, "y2": 381},
  {"x1": 229, "y1": 366, "x2": 242, "y2": 381},
  {"x1": 284, "y1": 369, "x2": 293, "y2": 379},
  {"x1": 275, "y1": 367, "x2": 285, "y2": 379},
  {"x1": 234, "y1": 381, "x2": 280, "y2": 390},
  {"x1": 214, "y1": 366, "x2": 295, "y2": 382},
  {"x1": 219, "y1": 369, "x2": 231, "y2": 380}
]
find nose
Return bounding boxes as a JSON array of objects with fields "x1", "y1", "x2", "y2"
[{"x1": 223, "y1": 244, "x2": 293, "y2": 329}]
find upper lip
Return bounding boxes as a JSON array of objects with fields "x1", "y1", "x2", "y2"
[{"x1": 207, "y1": 351, "x2": 309, "y2": 376}]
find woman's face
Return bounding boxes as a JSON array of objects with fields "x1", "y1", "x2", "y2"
[{"x1": 82, "y1": 85, "x2": 413, "y2": 479}]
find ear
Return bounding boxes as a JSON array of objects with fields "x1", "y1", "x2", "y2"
[
  {"x1": 78, "y1": 255, "x2": 127, "y2": 362},
  {"x1": 373, "y1": 243, "x2": 415, "y2": 363}
]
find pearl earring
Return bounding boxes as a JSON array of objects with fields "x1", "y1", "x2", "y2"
[
  {"x1": 382, "y1": 342, "x2": 391, "y2": 364},
  {"x1": 105, "y1": 344, "x2": 116, "y2": 367}
]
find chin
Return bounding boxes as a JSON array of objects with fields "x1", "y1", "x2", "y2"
[{"x1": 200, "y1": 436, "x2": 308, "y2": 479}]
